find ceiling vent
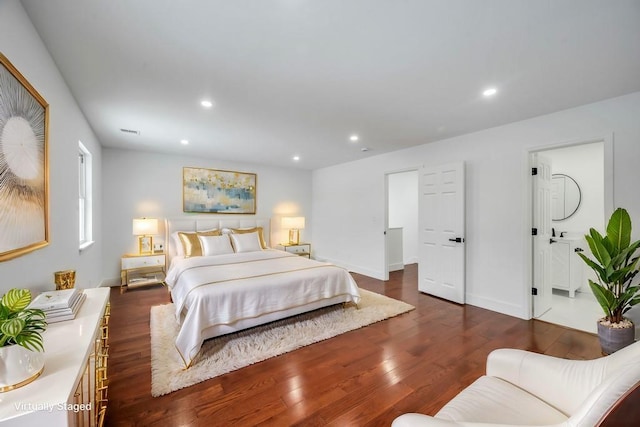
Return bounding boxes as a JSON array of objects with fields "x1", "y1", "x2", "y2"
[{"x1": 120, "y1": 128, "x2": 140, "y2": 135}]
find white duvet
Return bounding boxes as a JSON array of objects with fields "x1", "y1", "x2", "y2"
[{"x1": 165, "y1": 249, "x2": 361, "y2": 366}]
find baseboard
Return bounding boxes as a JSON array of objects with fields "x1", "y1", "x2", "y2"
[
  {"x1": 314, "y1": 255, "x2": 385, "y2": 280},
  {"x1": 405, "y1": 256, "x2": 419, "y2": 265},
  {"x1": 388, "y1": 263, "x2": 404, "y2": 272},
  {"x1": 465, "y1": 293, "x2": 528, "y2": 320}
]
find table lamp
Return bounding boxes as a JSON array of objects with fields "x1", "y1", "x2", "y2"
[
  {"x1": 132, "y1": 217, "x2": 158, "y2": 255},
  {"x1": 282, "y1": 216, "x2": 305, "y2": 245}
]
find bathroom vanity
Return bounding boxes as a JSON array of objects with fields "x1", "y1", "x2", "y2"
[{"x1": 551, "y1": 237, "x2": 584, "y2": 297}]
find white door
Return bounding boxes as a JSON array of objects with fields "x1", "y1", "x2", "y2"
[
  {"x1": 418, "y1": 162, "x2": 465, "y2": 303},
  {"x1": 532, "y1": 153, "x2": 553, "y2": 317}
]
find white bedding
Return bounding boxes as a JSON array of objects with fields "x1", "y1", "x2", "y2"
[{"x1": 166, "y1": 249, "x2": 361, "y2": 366}]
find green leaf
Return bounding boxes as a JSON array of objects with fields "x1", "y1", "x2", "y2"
[
  {"x1": 0, "y1": 289, "x2": 46, "y2": 351},
  {"x1": 607, "y1": 208, "x2": 632, "y2": 253},
  {"x1": 15, "y1": 330, "x2": 44, "y2": 352},
  {"x1": 586, "y1": 231, "x2": 612, "y2": 267},
  {"x1": 610, "y1": 245, "x2": 638, "y2": 269},
  {"x1": 601, "y1": 236, "x2": 615, "y2": 258},
  {"x1": 589, "y1": 280, "x2": 615, "y2": 317},
  {"x1": 627, "y1": 296, "x2": 640, "y2": 308},
  {"x1": 1, "y1": 289, "x2": 32, "y2": 313},
  {"x1": 0, "y1": 317, "x2": 26, "y2": 338},
  {"x1": 21, "y1": 309, "x2": 47, "y2": 330},
  {"x1": 577, "y1": 252, "x2": 606, "y2": 278},
  {"x1": 0, "y1": 304, "x2": 9, "y2": 320},
  {"x1": 609, "y1": 265, "x2": 636, "y2": 284},
  {"x1": 620, "y1": 286, "x2": 639, "y2": 304},
  {"x1": 624, "y1": 241, "x2": 640, "y2": 261},
  {"x1": 593, "y1": 237, "x2": 612, "y2": 268}
]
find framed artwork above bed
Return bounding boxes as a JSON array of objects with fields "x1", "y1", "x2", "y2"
[{"x1": 183, "y1": 167, "x2": 256, "y2": 214}]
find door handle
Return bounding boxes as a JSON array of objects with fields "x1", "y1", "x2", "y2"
[
  {"x1": 549, "y1": 238, "x2": 557, "y2": 244},
  {"x1": 448, "y1": 237, "x2": 465, "y2": 243}
]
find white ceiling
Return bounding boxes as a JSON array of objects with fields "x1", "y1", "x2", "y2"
[{"x1": 20, "y1": 0, "x2": 640, "y2": 170}]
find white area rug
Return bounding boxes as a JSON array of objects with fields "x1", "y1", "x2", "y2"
[{"x1": 150, "y1": 289, "x2": 414, "y2": 396}]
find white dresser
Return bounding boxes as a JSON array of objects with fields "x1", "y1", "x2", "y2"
[
  {"x1": 0, "y1": 288, "x2": 110, "y2": 427},
  {"x1": 551, "y1": 238, "x2": 584, "y2": 297}
]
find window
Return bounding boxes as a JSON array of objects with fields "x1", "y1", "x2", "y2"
[{"x1": 79, "y1": 141, "x2": 93, "y2": 249}]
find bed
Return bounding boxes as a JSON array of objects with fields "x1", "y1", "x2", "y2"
[{"x1": 164, "y1": 218, "x2": 361, "y2": 367}]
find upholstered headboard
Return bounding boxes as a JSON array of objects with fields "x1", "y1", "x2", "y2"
[{"x1": 165, "y1": 218, "x2": 271, "y2": 264}]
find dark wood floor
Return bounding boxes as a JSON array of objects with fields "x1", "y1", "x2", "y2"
[{"x1": 105, "y1": 264, "x2": 634, "y2": 426}]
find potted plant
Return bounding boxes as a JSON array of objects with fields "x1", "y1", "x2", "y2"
[
  {"x1": 577, "y1": 208, "x2": 640, "y2": 354},
  {"x1": 0, "y1": 288, "x2": 47, "y2": 392}
]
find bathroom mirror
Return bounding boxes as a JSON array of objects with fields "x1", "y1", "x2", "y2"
[{"x1": 551, "y1": 174, "x2": 581, "y2": 221}]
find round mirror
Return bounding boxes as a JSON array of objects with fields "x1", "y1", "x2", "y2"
[{"x1": 551, "y1": 174, "x2": 581, "y2": 221}]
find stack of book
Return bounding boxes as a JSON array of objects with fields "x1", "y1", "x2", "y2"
[{"x1": 29, "y1": 288, "x2": 86, "y2": 323}]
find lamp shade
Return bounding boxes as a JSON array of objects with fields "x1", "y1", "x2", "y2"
[
  {"x1": 132, "y1": 218, "x2": 158, "y2": 236},
  {"x1": 282, "y1": 216, "x2": 305, "y2": 229}
]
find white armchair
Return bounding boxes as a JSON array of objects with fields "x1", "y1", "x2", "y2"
[{"x1": 392, "y1": 340, "x2": 640, "y2": 427}]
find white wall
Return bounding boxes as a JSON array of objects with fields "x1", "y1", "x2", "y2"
[
  {"x1": 313, "y1": 91, "x2": 640, "y2": 320},
  {"x1": 540, "y1": 141, "x2": 604, "y2": 235},
  {"x1": 101, "y1": 148, "x2": 312, "y2": 282},
  {"x1": 0, "y1": 0, "x2": 103, "y2": 292},
  {"x1": 388, "y1": 171, "x2": 418, "y2": 264}
]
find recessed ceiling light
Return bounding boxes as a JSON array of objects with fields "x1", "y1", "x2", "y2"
[
  {"x1": 180, "y1": 139, "x2": 189, "y2": 145},
  {"x1": 349, "y1": 135, "x2": 359, "y2": 142},
  {"x1": 201, "y1": 100, "x2": 213, "y2": 108},
  {"x1": 483, "y1": 87, "x2": 497, "y2": 97},
  {"x1": 292, "y1": 155, "x2": 300, "y2": 161}
]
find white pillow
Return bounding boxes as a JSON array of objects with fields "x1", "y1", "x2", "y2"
[
  {"x1": 229, "y1": 232, "x2": 262, "y2": 253},
  {"x1": 198, "y1": 235, "x2": 234, "y2": 256}
]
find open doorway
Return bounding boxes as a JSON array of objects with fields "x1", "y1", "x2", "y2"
[
  {"x1": 384, "y1": 170, "x2": 418, "y2": 280},
  {"x1": 385, "y1": 164, "x2": 466, "y2": 304},
  {"x1": 531, "y1": 139, "x2": 610, "y2": 333}
]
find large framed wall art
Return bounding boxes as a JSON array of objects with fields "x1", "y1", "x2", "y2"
[
  {"x1": 0, "y1": 53, "x2": 49, "y2": 261},
  {"x1": 183, "y1": 167, "x2": 257, "y2": 214}
]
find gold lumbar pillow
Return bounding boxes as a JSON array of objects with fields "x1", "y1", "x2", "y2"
[
  {"x1": 177, "y1": 232, "x2": 201, "y2": 257},
  {"x1": 178, "y1": 229, "x2": 221, "y2": 257},
  {"x1": 230, "y1": 227, "x2": 267, "y2": 249}
]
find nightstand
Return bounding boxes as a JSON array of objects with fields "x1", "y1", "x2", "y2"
[
  {"x1": 120, "y1": 253, "x2": 166, "y2": 293},
  {"x1": 277, "y1": 242, "x2": 311, "y2": 258}
]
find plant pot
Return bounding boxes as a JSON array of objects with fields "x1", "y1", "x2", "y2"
[
  {"x1": 597, "y1": 320, "x2": 635, "y2": 355},
  {"x1": 0, "y1": 345, "x2": 45, "y2": 392}
]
